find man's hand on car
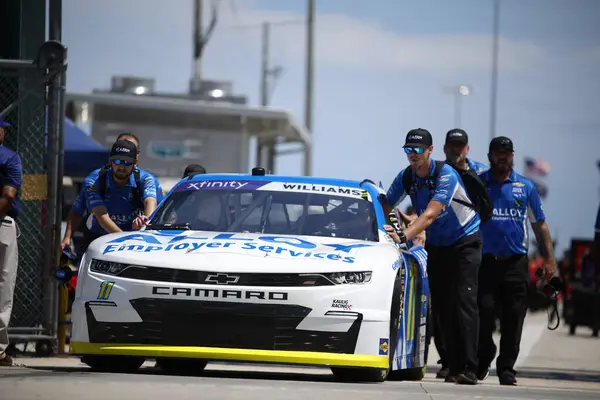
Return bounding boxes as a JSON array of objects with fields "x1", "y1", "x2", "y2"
[{"x1": 132, "y1": 215, "x2": 149, "y2": 230}]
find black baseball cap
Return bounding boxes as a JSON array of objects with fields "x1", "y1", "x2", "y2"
[
  {"x1": 403, "y1": 128, "x2": 433, "y2": 148},
  {"x1": 489, "y1": 136, "x2": 514, "y2": 152},
  {"x1": 445, "y1": 128, "x2": 468, "y2": 145},
  {"x1": 110, "y1": 139, "x2": 137, "y2": 164},
  {"x1": 183, "y1": 164, "x2": 206, "y2": 178}
]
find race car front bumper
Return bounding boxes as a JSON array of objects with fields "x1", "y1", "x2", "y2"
[{"x1": 70, "y1": 269, "x2": 392, "y2": 369}]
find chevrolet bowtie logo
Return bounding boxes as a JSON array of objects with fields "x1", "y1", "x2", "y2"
[{"x1": 205, "y1": 273, "x2": 240, "y2": 285}]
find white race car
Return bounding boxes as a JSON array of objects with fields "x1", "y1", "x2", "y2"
[{"x1": 70, "y1": 172, "x2": 430, "y2": 382}]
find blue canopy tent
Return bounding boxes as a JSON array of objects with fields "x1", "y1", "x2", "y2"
[{"x1": 62, "y1": 118, "x2": 109, "y2": 177}]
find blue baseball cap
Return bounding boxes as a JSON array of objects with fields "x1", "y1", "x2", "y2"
[{"x1": 0, "y1": 116, "x2": 10, "y2": 127}]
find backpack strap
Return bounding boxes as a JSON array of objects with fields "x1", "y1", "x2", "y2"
[
  {"x1": 402, "y1": 160, "x2": 446, "y2": 196},
  {"x1": 401, "y1": 166, "x2": 413, "y2": 196},
  {"x1": 97, "y1": 164, "x2": 111, "y2": 199},
  {"x1": 131, "y1": 167, "x2": 144, "y2": 210}
]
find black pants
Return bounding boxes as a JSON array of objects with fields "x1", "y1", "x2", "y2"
[
  {"x1": 426, "y1": 232, "x2": 482, "y2": 375},
  {"x1": 426, "y1": 299, "x2": 447, "y2": 367},
  {"x1": 477, "y1": 254, "x2": 529, "y2": 376}
]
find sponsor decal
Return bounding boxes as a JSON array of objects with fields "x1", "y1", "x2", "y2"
[
  {"x1": 280, "y1": 183, "x2": 363, "y2": 197},
  {"x1": 492, "y1": 208, "x2": 524, "y2": 221},
  {"x1": 331, "y1": 299, "x2": 352, "y2": 310},
  {"x1": 101, "y1": 233, "x2": 371, "y2": 264},
  {"x1": 175, "y1": 180, "x2": 269, "y2": 192},
  {"x1": 392, "y1": 257, "x2": 401, "y2": 271},
  {"x1": 379, "y1": 338, "x2": 389, "y2": 355},
  {"x1": 97, "y1": 281, "x2": 115, "y2": 300},
  {"x1": 151, "y1": 286, "x2": 288, "y2": 301}
]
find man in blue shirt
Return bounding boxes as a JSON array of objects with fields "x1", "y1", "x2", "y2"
[
  {"x1": 0, "y1": 116, "x2": 23, "y2": 367},
  {"x1": 60, "y1": 132, "x2": 163, "y2": 254},
  {"x1": 476, "y1": 136, "x2": 556, "y2": 386},
  {"x1": 444, "y1": 128, "x2": 488, "y2": 174},
  {"x1": 426, "y1": 128, "x2": 488, "y2": 376},
  {"x1": 383, "y1": 128, "x2": 482, "y2": 385},
  {"x1": 82, "y1": 139, "x2": 158, "y2": 249}
]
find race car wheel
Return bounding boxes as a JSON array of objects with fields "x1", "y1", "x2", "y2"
[
  {"x1": 330, "y1": 271, "x2": 404, "y2": 383},
  {"x1": 156, "y1": 358, "x2": 208, "y2": 375},
  {"x1": 82, "y1": 355, "x2": 145, "y2": 373}
]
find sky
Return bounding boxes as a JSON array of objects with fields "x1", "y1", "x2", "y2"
[{"x1": 59, "y1": 0, "x2": 600, "y2": 255}]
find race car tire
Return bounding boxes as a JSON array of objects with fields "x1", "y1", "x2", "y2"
[
  {"x1": 82, "y1": 355, "x2": 145, "y2": 373},
  {"x1": 330, "y1": 270, "x2": 403, "y2": 383},
  {"x1": 155, "y1": 358, "x2": 208, "y2": 375}
]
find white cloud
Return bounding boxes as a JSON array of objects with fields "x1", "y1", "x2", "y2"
[{"x1": 215, "y1": 8, "x2": 549, "y2": 73}]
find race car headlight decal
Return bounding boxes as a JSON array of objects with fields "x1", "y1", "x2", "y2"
[
  {"x1": 322, "y1": 271, "x2": 372, "y2": 285},
  {"x1": 89, "y1": 259, "x2": 131, "y2": 275}
]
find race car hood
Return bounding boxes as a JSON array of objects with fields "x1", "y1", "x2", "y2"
[{"x1": 84, "y1": 229, "x2": 398, "y2": 273}]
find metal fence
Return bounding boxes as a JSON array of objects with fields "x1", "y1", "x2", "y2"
[{"x1": 1, "y1": 41, "x2": 67, "y2": 354}]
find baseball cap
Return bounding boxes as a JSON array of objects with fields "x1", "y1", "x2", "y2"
[
  {"x1": 110, "y1": 139, "x2": 137, "y2": 164},
  {"x1": 445, "y1": 128, "x2": 468, "y2": 145},
  {"x1": 0, "y1": 116, "x2": 11, "y2": 127},
  {"x1": 403, "y1": 128, "x2": 433, "y2": 148},
  {"x1": 489, "y1": 136, "x2": 514, "y2": 152}
]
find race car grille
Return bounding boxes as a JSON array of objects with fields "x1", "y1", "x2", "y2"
[
  {"x1": 85, "y1": 299, "x2": 361, "y2": 354},
  {"x1": 117, "y1": 266, "x2": 335, "y2": 287}
]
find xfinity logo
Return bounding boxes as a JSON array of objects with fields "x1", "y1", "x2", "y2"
[
  {"x1": 205, "y1": 273, "x2": 239, "y2": 285},
  {"x1": 408, "y1": 134, "x2": 423, "y2": 140},
  {"x1": 450, "y1": 132, "x2": 463, "y2": 137},
  {"x1": 186, "y1": 181, "x2": 248, "y2": 190},
  {"x1": 152, "y1": 286, "x2": 288, "y2": 301},
  {"x1": 116, "y1": 147, "x2": 131, "y2": 153}
]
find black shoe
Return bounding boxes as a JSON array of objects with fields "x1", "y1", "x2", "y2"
[
  {"x1": 457, "y1": 371, "x2": 478, "y2": 385},
  {"x1": 477, "y1": 366, "x2": 490, "y2": 381},
  {"x1": 436, "y1": 367, "x2": 449, "y2": 379},
  {"x1": 498, "y1": 371, "x2": 517, "y2": 386},
  {"x1": 444, "y1": 374, "x2": 457, "y2": 383},
  {"x1": 0, "y1": 354, "x2": 13, "y2": 367}
]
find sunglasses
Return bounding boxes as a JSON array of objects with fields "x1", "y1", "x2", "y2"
[
  {"x1": 112, "y1": 160, "x2": 134, "y2": 166},
  {"x1": 403, "y1": 147, "x2": 425, "y2": 155}
]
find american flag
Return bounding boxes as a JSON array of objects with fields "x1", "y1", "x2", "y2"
[{"x1": 524, "y1": 157, "x2": 551, "y2": 177}]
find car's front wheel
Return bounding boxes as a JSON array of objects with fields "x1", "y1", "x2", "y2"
[
  {"x1": 82, "y1": 355, "x2": 145, "y2": 373},
  {"x1": 331, "y1": 270, "x2": 404, "y2": 383}
]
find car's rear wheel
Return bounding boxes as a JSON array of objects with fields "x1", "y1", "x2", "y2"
[
  {"x1": 155, "y1": 358, "x2": 208, "y2": 375},
  {"x1": 331, "y1": 271, "x2": 403, "y2": 383},
  {"x1": 81, "y1": 355, "x2": 145, "y2": 373}
]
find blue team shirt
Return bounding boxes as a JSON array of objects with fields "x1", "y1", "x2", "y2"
[
  {"x1": 0, "y1": 145, "x2": 22, "y2": 218},
  {"x1": 73, "y1": 167, "x2": 164, "y2": 216},
  {"x1": 85, "y1": 168, "x2": 158, "y2": 234},
  {"x1": 478, "y1": 169, "x2": 546, "y2": 257},
  {"x1": 386, "y1": 159, "x2": 481, "y2": 246},
  {"x1": 467, "y1": 158, "x2": 488, "y2": 174}
]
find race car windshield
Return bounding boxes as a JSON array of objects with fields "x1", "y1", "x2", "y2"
[{"x1": 148, "y1": 180, "x2": 379, "y2": 242}]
